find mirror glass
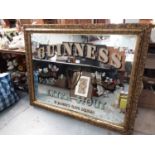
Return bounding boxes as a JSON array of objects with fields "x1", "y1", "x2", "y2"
[{"x1": 31, "y1": 33, "x2": 137, "y2": 125}]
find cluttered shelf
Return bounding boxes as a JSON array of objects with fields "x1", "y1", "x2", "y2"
[
  {"x1": 138, "y1": 45, "x2": 155, "y2": 109},
  {"x1": 33, "y1": 58, "x2": 115, "y2": 71},
  {"x1": 139, "y1": 89, "x2": 155, "y2": 109},
  {"x1": 145, "y1": 54, "x2": 155, "y2": 69},
  {"x1": 0, "y1": 49, "x2": 27, "y2": 91},
  {"x1": 149, "y1": 42, "x2": 155, "y2": 48},
  {"x1": 143, "y1": 76, "x2": 155, "y2": 84},
  {"x1": 0, "y1": 48, "x2": 25, "y2": 55}
]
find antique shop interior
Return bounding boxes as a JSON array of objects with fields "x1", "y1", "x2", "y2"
[{"x1": 0, "y1": 19, "x2": 155, "y2": 134}]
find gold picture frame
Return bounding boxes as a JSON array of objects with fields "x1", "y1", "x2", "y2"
[{"x1": 24, "y1": 24, "x2": 152, "y2": 134}]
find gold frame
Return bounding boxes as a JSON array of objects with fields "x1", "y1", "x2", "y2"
[{"x1": 24, "y1": 24, "x2": 152, "y2": 134}]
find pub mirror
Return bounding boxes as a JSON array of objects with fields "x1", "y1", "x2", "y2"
[{"x1": 24, "y1": 24, "x2": 152, "y2": 134}]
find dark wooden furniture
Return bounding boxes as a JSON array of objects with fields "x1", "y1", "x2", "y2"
[{"x1": 139, "y1": 43, "x2": 155, "y2": 109}]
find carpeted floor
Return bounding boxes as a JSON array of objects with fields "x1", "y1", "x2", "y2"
[{"x1": 0, "y1": 93, "x2": 154, "y2": 135}]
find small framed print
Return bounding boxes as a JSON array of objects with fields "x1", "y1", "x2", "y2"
[{"x1": 74, "y1": 76, "x2": 91, "y2": 98}]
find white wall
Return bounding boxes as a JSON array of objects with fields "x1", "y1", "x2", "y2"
[
  {"x1": 31, "y1": 34, "x2": 84, "y2": 44},
  {"x1": 31, "y1": 33, "x2": 141, "y2": 50},
  {"x1": 91, "y1": 35, "x2": 137, "y2": 50},
  {"x1": 151, "y1": 28, "x2": 155, "y2": 42},
  {"x1": 125, "y1": 19, "x2": 139, "y2": 23}
]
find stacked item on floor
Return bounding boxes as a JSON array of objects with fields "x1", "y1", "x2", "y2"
[{"x1": 0, "y1": 72, "x2": 19, "y2": 111}]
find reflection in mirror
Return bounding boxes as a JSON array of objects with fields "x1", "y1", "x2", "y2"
[{"x1": 31, "y1": 33, "x2": 137, "y2": 125}]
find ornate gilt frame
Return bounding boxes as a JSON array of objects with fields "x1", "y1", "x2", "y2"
[{"x1": 24, "y1": 24, "x2": 152, "y2": 134}]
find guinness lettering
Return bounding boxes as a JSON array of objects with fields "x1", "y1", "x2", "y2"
[{"x1": 35, "y1": 42, "x2": 125, "y2": 70}]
